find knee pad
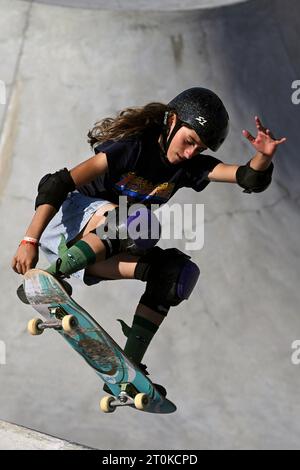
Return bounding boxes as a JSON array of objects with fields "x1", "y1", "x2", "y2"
[
  {"x1": 93, "y1": 205, "x2": 161, "y2": 259},
  {"x1": 135, "y1": 247, "x2": 200, "y2": 315}
]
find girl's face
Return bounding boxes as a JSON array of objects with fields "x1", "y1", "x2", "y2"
[{"x1": 166, "y1": 115, "x2": 207, "y2": 164}]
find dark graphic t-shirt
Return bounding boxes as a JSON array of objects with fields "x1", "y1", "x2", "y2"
[{"x1": 78, "y1": 127, "x2": 222, "y2": 207}]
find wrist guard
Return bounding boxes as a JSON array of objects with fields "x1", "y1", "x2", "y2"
[
  {"x1": 35, "y1": 168, "x2": 76, "y2": 211},
  {"x1": 236, "y1": 160, "x2": 274, "y2": 193}
]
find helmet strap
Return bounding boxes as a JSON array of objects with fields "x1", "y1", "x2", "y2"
[{"x1": 162, "y1": 112, "x2": 183, "y2": 154}]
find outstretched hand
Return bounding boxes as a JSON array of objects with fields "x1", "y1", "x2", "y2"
[{"x1": 242, "y1": 116, "x2": 286, "y2": 158}]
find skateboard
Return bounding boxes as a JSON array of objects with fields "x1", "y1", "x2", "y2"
[{"x1": 23, "y1": 269, "x2": 176, "y2": 414}]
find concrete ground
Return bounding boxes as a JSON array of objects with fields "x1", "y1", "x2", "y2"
[
  {"x1": 0, "y1": 420, "x2": 92, "y2": 449},
  {"x1": 0, "y1": 0, "x2": 300, "y2": 450}
]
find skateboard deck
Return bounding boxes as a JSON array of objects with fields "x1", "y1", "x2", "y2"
[{"x1": 23, "y1": 269, "x2": 176, "y2": 414}]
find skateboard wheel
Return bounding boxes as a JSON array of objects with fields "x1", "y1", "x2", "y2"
[
  {"x1": 27, "y1": 318, "x2": 44, "y2": 336},
  {"x1": 62, "y1": 315, "x2": 78, "y2": 333},
  {"x1": 100, "y1": 396, "x2": 116, "y2": 413},
  {"x1": 134, "y1": 393, "x2": 150, "y2": 411}
]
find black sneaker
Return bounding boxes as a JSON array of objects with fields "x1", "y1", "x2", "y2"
[
  {"x1": 103, "y1": 383, "x2": 114, "y2": 395},
  {"x1": 139, "y1": 363, "x2": 167, "y2": 397},
  {"x1": 152, "y1": 383, "x2": 167, "y2": 398},
  {"x1": 102, "y1": 364, "x2": 167, "y2": 398}
]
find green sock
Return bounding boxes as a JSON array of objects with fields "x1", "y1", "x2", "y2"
[
  {"x1": 121, "y1": 315, "x2": 159, "y2": 365},
  {"x1": 46, "y1": 238, "x2": 96, "y2": 277},
  {"x1": 57, "y1": 234, "x2": 69, "y2": 258}
]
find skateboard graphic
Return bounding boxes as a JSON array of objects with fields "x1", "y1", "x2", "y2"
[{"x1": 23, "y1": 269, "x2": 176, "y2": 414}]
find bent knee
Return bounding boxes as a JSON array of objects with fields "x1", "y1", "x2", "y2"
[{"x1": 135, "y1": 247, "x2": 200, "y2": 315}]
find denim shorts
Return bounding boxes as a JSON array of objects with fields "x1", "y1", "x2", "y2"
[{"x1": 39, "y1": 190, "x2": 110, "y2": 285}]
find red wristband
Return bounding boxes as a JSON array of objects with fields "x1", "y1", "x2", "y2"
[{"x1": 19, "y1": 239, "x2": 40, "y2": 247}]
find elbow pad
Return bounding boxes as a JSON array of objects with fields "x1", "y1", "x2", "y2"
[
  {"x1": 236, "y1": 161, "x2": 274, "y2": 193},
  {"x1": 35, "y1": 168, "x2": 76, "y2": 211}
]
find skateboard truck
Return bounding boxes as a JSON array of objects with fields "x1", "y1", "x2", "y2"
[
  {"x1": 100, "y1": 387, "x2": 150, "y2": 413},
  {"x1": 27, "y1": 311, "x2": 78, "y2": 336},
  {"x1": 109, "y1": 391, "x2": 134, "y2": 408}
]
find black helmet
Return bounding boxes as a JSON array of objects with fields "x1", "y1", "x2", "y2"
[{"x1": 168, "y1": 87, "x2": 229, "y2": 151}]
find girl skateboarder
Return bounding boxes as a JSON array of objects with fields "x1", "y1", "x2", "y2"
[{"x1": 12, "y1": 87, "x2": 286, "y2": 393}]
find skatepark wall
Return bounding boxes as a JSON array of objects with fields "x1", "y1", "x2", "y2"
[{"x1": 0, "y1": 0, "x2": 300, "y2": 450}]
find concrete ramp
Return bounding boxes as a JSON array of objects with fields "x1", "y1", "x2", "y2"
[{"x1": 0, "y1": 420, "x2": 91, "y2": 450}]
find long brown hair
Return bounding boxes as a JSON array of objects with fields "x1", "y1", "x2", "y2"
[{"x1": 87, "y1": 102, "x2": 169, "y2": 148}]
